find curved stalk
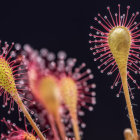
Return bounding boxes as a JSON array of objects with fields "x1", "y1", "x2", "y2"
[
  {"x1": 120, "y1": 71, "x2": 138, "y2": 140},
  {"x1": 13, "y1": 93, "x2": 46, "y2": 140}
]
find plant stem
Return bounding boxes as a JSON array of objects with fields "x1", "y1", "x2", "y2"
[
  {"x1": 71, "y1": 117, "x2": 80, "y2": 140},
  {"x1": 13, "y1": 93, "x2": 46, "y2": 140},
  {"x1": 55, "y1": 113, "x2": 66, "y2": 140},
  {"x1": 120, "y1": 71, "x2": 138, "y2": 140},
  {"x1": 48, "y1": 114, "x2": 59, "y2": 140}
]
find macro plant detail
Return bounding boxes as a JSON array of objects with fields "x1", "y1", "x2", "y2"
[
  {"x1": 59, "y1": 57, "x2": 95, "y2": 140},
  {"x1": 22, "y1": 45, "x2": 65, "y2": 140},
  {"x1": 89, "y1": 4, "x2": 140, "y2": 140},
  {"x1": 2, "y1": 2, "x2": 139, "y2": 140},
  {"x1": 20, "y1": 44, "x2": 96, "y2": 140},
  {"x1": 1, "y1": 118, "x2": 37, "y2": 140},
  {"x1": 0, "y1": 42, "x2": 45, "y2": 140}
]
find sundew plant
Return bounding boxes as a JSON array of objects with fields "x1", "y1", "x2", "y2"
[
  {"x1": 89, "y1": 4, "x2": 140, "y2": 140},
  {"x1": 1, "y1": 2, "x2": 140, "y2": 140},
  {"x1": 22, "y1": 45, "x2": 96, "y2": 140},
  {"x1": 0, "y1": 44, "x2": 96, "y2": 140}
]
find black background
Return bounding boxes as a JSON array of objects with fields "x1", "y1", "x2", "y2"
[{"x1": 0, "y1": 0, "x2": 140, "y2": 140}]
